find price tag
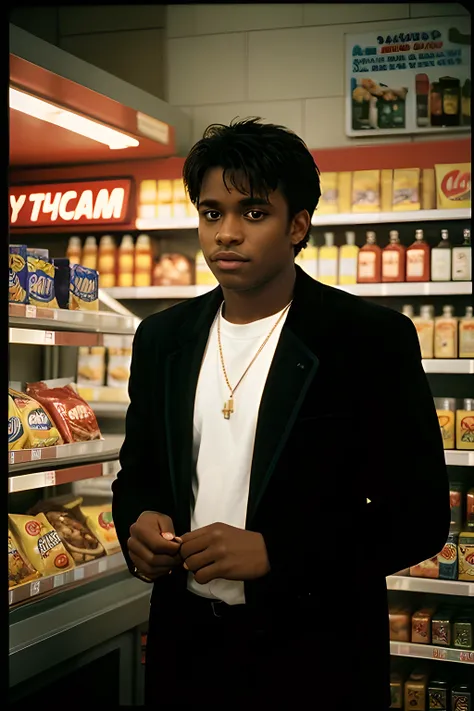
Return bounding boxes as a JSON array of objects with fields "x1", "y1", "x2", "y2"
[
  {"x1": 30, "y1": 580, "x2": 41, "y2": 597},
  {"x1": 10, "y1": 451, "x2": 15, "y2": 465},
  {"x1": 98, "y1": 559, "x2": 108, "y2": 574},
  {"x1": 460, "y1": 651, "x2": 474, "y2": 663},
  {"x1": 74, "y1": 567, "x2": 85, "y2": 581},
  {"x1": 53, "y1": 574, "x2": 65, "y2": 588},
  {"x1": 44, "y1": 331, "x2": 54, "y2": 343},
  {"x1": 9, "y1": 590, "x2": 13, "y2": 606},
  {"x1": 44, "y1": 471, "x2": 56, "y2": 486},
  {"x1": 25, "y1": 305, "x2": 36, "y2": 318},
  {"x1": 31, "y1": 449, "x2": 42, "y2": 461},
  {"x1": 432, "y1": 647, "x2": 447, "y2": 660}
]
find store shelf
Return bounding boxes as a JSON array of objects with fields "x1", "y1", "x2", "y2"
[
  {"x1": 8, "y1": 460, "x2": 119, "y2": 493},
  {"x1": 9, "y1": 303, "x2": 136, "y2": 335},
  {"x1": 103, "y1": 282, "x2": 472, "y2": 301},
  {"x1": 422, "y1": 359, "x2": 474, "y2": 374},
  {"x1": 9, "y1": 327, "x2": 133, "y2": 348},
  {"x1": 90, "y1": 402, "x2": 128, "y2": 417},
  {"x1": 134, "y1": 209, "x2": 470, "y2": 231},
  {"x1": 445, "y1": 450, "x2": 474, "y2": 467},
  {"x1": 8, "y1": 436, "x2": 124, "y2": 474},
  {"x1": 9, "y1": 551, "x2": 126, "y2": 607},
  {"x1": 387, "y1": 575, "x2": 474, "y2": 597},
  {"x1": 390, "y1": 641, "x2": 474, "y2": 665}
]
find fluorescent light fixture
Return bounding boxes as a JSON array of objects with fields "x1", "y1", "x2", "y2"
[{"x1": 9, "y1": 87, "x2": 139, "y2": 150}]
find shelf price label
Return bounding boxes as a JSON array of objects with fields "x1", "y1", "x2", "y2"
[
  {"x1": 98, "y1": 559, "x2": 108, "y2": 574},
  {"x1": 10, "y1": 451, "x2": 15, "y2": 465},
  {"x1": 44, "y1": 471, "x2": 56, "y2": 486},
  {"x1": 459, "y1": 651, "x2": 474, "y2": 663},
  {"x1": 74, "y1": 567, "x2": 85, "y2": 581},
  {"x1": 432, "y1": 648, "x2": 447, "y2": 660},
  {"x1": 30, "y1": 580, "x2": 41, "y2": 597},
  {"x1": 25, "y1": 305, "x2": 36, "y2": 318},
  {"x1": 31, "y1": 449, "x2": 42, "y2": 461},
  {"x1": 53, "y1": 574, "x2": 65, "y2": 589},
  {"x1": 44, "y1": 331, "x2": 54, "y2": 344}
]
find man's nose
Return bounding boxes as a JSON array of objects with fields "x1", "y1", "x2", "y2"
[{"x1": 215, "y1": 214, "x2": 244, "y2": 244}]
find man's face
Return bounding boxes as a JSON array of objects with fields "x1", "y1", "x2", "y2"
[{"x1": 197, "y1": 166, "x2": 307, "y2": 291}]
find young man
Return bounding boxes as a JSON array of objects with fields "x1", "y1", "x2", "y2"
[{"x1": 112, "y1": 119, "x2": 449, "y2": 708}]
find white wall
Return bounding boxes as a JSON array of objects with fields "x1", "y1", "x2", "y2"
[{"x1": 165, "y1": 3, "x2": 470, "y2": 148}]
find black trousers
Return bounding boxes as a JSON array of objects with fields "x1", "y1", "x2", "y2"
[{"x1": 144, "y1": 591, "x2": 390, "y2": 709}]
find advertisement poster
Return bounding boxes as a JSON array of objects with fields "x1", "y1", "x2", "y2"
[{"x1": 345, "y1": 20, "x2": 471, "y2": 137}]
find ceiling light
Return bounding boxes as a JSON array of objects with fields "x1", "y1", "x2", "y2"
[{"x1": 9, "y1": 87, "x2": 139, "y2": 150}]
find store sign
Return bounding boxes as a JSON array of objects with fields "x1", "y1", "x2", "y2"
[
  {"x1": 9, "y1": 179, "x2": 132, "y2": 228},
  {"x1": 345, "y1": 19, "x2": 470, "y2": 137}
]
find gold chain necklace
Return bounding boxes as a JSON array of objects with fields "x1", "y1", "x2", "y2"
[{"x1": 217, "y1": 301, "x2": 292, "y2": 419}]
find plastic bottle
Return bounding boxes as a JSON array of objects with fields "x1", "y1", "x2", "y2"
[
  {"x1": 134, "y1": 234, "x2": 153, "y2": 287},
  {"x1": 459, "y1": 306, "x2": 474, "y2": 358},
  {"x1": 97, "y1": 235, "x2": 117, "y2": 288},
  {"x1": 81, "y1": 236, "x2": 98, "y2": 270},
  {"x1": 412, "y1": 305, "x2": 435, "y2": 359},
  {"x1": 357, "y1": 231, "x2": 381, "y2": 283},
  {"x1": 431, "y1": 229, "x2": 452, "y2": 282},
  {"x1": 434, "y1": 305, "x2": 458, "y2": 359},
  {"x1": 318, "y1": 232, "x2": 338, "y2": 285},
  {"x1": 117, "y1": 235, "x2": 135, "y2": 288},
  {"x1": 338, "y1": 231, "x2": 359, "y2": 285},
  {"x1": 66, "y1": 236, "x2": 82, "y2": 265},
  {"x1": 452, "y1": 229, "x2": 471, "y2": 282},
  {"x1": 456, "y1": 398, "x2": 474, "y2": 450}
]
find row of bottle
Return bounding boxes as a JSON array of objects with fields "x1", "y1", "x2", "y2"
[
  {"x1": 66, "y1": 235, "x2": 154, "y2": 288},
  {"x1": 403, "y1": 305, "x2": 474, "y2": 359},
  {"x1": 297, "y1": 228, "x2": 472, "y2": 285},
  {"x1": 435, "y1": 398, "x2": 474, "y2": 451}
]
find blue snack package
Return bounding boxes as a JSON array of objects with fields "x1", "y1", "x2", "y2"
[
  {"x1": 9, "y1": 244, "x2": 29, "y2": 304},
  {"x1": 69, "y1": 263, "x2": 99, "y2": 311},
  {"x1": 27, "y1": 255, "x2": 59, "y2": 308}
]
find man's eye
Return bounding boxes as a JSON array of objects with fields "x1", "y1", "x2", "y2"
[
  {"x1": 246, "y1": 210, "x2": 266, "y2": 220},
  {"x1": 203, "y1": 210, "x2": 221, "y2": 221}
]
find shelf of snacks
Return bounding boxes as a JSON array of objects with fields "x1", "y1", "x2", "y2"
[
  {"x1": 9, "y1": 550, "x2": 126, "y2": 607},
  {"x1": 445, "y1": 451, "x2": 474, "y2": 467},
  {"x1": 9, "y1": 328, "x2": 133, "y2": 348},
  {"x1": 390, "y1": 642, "x2": 474, "y2": 665},
  {"x1": 386, "y1": 576, "x2": 474, "y2": 597},
  {"x1": 9, "y1": 436, "x2": 124, "y2": 474},
  {"x1": 9, "y1": 303, "x2": 137, "y2": 335},
  {"x1": 8, "y1": 460, "x2": 119, "y2": 493},
  {"x1": 422, "y1": 360, "x2": 474, "y2": 375}
]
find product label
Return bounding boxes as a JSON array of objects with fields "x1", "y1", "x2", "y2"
[
  {"x1": 415, "y1": 323, "x2": 434, "y2": 359},
  {"x1": 339, "y1": 257, "x2": 357, "y2": 278},
  {"x1": 70, "y1": 265, "x2": 99, "y2": 303},
  {"x1": 407, "y1": 249, "x2": 425, "y2": 278},
  {"x1": 98, "y1": 511, "x2": 115, "y2": 531},
  {"x1": 8, "y1": 416, "x2": 24, "y2": 445},
  {"x1": 37, "y1": 529, "x2": 62, "y2": 558},
  {"x1": 435, "y1": 323, "x2": 456, "y2": 358},
  {"x1": 382, "y1": 250, "x2": 400, "y2": 277},
  {"x1": 358, "y1": 252, "x2": 376, "y2": 278},
  {"x1": 437, "y1": 410, "x2": 455, "y2": 448},
  {"x1": 428, "y1": 688, "x2": 447, "y2": 708},
  {"x1": 28, "y1": 408, "x2": 53, "y2": 430},
  {"x1": 453, "y1": 249, "x2": 471, "y2": 280},
  {"x1": 460, "y1": 415, "x2": 474, "y2": 445},
  {"x1": 98, "y1": 255, "x2": 115, "y2": 271},
  {"x1": 431, "y1": 252, "x2": 451, "y2": 281},
  {"x1": 318, "y1": 259, "x2": 337, "y2": 277},
  {"x1": 460, "y1": 323, "x2": 474, "y2": 357}
]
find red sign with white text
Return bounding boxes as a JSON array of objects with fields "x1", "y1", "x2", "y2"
[{"x1": 9, "y1": 179, "x2": 132, "y2": 228}]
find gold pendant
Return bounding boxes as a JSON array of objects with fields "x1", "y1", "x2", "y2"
[{"x1": 222, "y1": 398, "x2": 234, "y2": 419}]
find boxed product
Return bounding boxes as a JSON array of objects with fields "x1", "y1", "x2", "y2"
[
  {"x1": 317, "y1": 173, "x2": 338, "y2": 215},
  {"x1": 337, "y1": 172, "x2": 352, "y2": 213},
  {"x1": 26, "y1": 380, "x2": 102, "y2": 443},
  {"x1": 77, "y1": 347, "x2": 106, "y2": 387},
  {"x1": 9, "y1": 513, "x2": 75, "y2": 576},
  {"x1": 52, "y1": 258, "x2": 70, "y2": 309},
  {"x1": 435, "y1": 163, "x2": 471, "y2": 209},
  {"x1": 9, "y1": 388, "x2": 62, "y2": 449},
  {"x1": 156, "y1": 179, "x2": 173, "y2": 219},
  {"x1": 380, "y1": 169, "x2": 393, "y2": 212},
  {"x1": 411, "y1": 608, "x2": 435, "y2": 644},
  {"x1": 438, "y1": 532, "x2": 458, "y2": 580},
  {"x1": 431, "y1": 609, "x2": 453, "y2": 647},
  {"x1": 410, "y1": 555, "x2": 439, "y2": 579},
  {"x1": 79, "y1": 504, "x2": 120, "y2": 554},
  {"x1": 458, "y1": 530, "x2": 474, "y2": 581},
  {"x1": 392, "y1": 168, "x2": 421, "y2": 211},
  {"x1": 351, "y1": 170, "x2": 380, "y2": 212},
  {"x1": 27, "y1": 255, "x2": 59, "y2": 308},
  {"x1": 421, "y1": 168, "x2": 436, "y2": 210},
  {"x1": 389, "y1": 606, "x2": 411, "y2": 641},
  {"x1": 453, "y1": 613, "x2": 473, "y2": 650},
  {"x1": 107, "y1": 347, "x2": 132, "y2": 387},
  {"x1": 152, "y1": 253, "x2": 193, "y2": 286},
  {"x1": 9, "y1": 244, "x2": 29, "y2": 304},
  {"x1": 138, "y1": 179, "x2": 157, "y2": 220},
  {"x1": 69, "y1": 263, "x2": 99, "y2": 311},
  {"x1": 8, "y1": 527, "x2": 40, "y2": 588}
]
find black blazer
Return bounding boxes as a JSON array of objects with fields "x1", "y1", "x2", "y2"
[{"x1": 112, "y1": 265, "x2": 449, "y2": 700}]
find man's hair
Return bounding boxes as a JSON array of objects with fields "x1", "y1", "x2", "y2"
[{"x1": 182, "y1": 117, "x2": 321, "y2": 255}]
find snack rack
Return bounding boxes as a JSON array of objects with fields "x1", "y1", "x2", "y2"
[{"x1": 8, "y1": 303, "x2": 150, "y2": 706}]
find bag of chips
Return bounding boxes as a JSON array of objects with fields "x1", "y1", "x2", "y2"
[
  {"x1": 9, "y1": 388, "x2": 62, "y2": 448},
  {"x1": 79, "y1": 504, "x2": 120, "y2": 555},
  {"x1": 8, "y1": 392, "x2": 28, "y2": 451},
  {"x1": 9, "y1": 513, "x2": 75, "y2": 576},
  {"x1": 8, "y1": 527, "x2": 40, "y2": 587},
  {"x1": 26, "y1": 381, "x2": 102, "y2": 443},
  {"x1": 27, "y1": 255, "x2": 59, "y2": 308}
]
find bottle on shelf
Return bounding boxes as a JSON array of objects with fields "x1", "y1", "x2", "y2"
[
  {"x1": 382, "y1": 230, "x2": 406, "y2": 283},
  {"x1": 406, "y1": 229, "x2": 430, "y2": 282},
  {"x1": 66, "y1": 236, "x2": 82, "y2": 265},
  {"x1": 338, "y1": 231, "x2": 359, "y2": 285},
  {"x1": 415, "y1": 73, "x2": 430, "y2": 127},
  {"x1": 295, "y1": 235, "x2": 318, "y2": 279},
  {"x1": 134, "y1": 234, "x2": 153, "y2": 287},
  {"x1": 462, "y1": 78, "x2": 471, "y2": 126},
  {"x1": 357, "y1": 231, "x2": 381, "y2": 284},
  {"x1": 435, "y1": 397, "x2": 456, "y2": 450},
  {"x1": 195, "y1": 249, "x2": 217, "y2": 286},
  {"x1": 97, "y1": 235, "x2": 117, "y2": 288},
  {"x1": 117, "y1": 235, "x2": 135, "y2": 288},
  {"x1": 456, "y1": 398, "x2": 474, "y2": 450},
  {"x1": 81, "y1": 236, "x2": 98, "y2": 270},
  {"x1": 431, "y1": 229, "x2": 452, "y2": 282},
  {"x1": 318, "y1": 232, "x2": 338, "y2": 285},
  {"x1": 401, "y1": 304, "x2": 414, "y2": 319},
  {"x1": 434, "y1": 305, "x2": 458, "y2": 359},
  {"x1": 412, "y1": 305, "x2": 435, "y2": 359},
  {"x1": 452, "y1": 229, "x2": 471, "y2": 282},
  {"x1": 459, "y1": 306, "x2": 474, "y2": 358}
]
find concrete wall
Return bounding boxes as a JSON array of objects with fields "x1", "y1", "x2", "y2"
[{"x1": 165, "y1": 3, "x2": 470, "y2": 148}]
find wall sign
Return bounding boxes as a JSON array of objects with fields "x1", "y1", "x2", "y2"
[
  {"x1": 9, "y1": 178, "x2": 132, "y2": 228},
  {"x1": 345, "y1": 20, "x2": 471, "y2": 137}
]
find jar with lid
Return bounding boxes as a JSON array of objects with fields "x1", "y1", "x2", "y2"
[
  {"x1": 430, "y1": 82, "x2": 443, "y2": 127},
  {"x1": 456, "y1": 398, "x2": 474, "y2": 450},
  {"x1": 440, "y1": 76, "x2": 461, "y2": 126},
  {"x1": 435, "y1": 397, "x2": 456, "y2": 450}
]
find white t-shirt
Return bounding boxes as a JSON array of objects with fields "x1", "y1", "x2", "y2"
[{"x1": 188, "y1": 303, "x2": 290, "y2": 605}]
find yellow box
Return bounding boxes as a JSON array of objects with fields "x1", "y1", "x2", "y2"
[
  {"x1": 317, "y1": 172, "x2": 338, "y2": 214},
  {"x1": 380, "y1": 169, "x2": 393, "y2": 212},
  {"x1": 435, "y1": 163, "x2": 471, "y2": 209},
  {"x1": 351, "y1": 170, "x2": 380, "y2": 212},
  {"x1": 392, "y1": 168, "x2": 421, "y2": 211},
  {"x1": 139, "y1": 180, "x2": 157, "y2": 205},
  {"x1": 421, "y1": 168, "x2": 436, "y2": 210},
  {"x1": 337, "y1": 172, "x2": 352, "y2": 213}
]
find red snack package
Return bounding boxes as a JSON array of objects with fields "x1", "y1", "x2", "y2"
[{"x1": 26, "y1": 381, "x2": 102, "y2": 443}]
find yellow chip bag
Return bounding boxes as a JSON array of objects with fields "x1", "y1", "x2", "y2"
[
  {"x1": 9, "y1": 513, "x2": 75, "y2": 576},
  {"x1": 9, "y1": 388, "x2": 62, "y2": 448},
  {"x1": 79, "y1": 505, "x2": 120, "y2": 554},
  {"x1": 27, "y1": 255, "x2": 59, "y2": 308},
  {"x1": 8, "y1": 527, "x2": 40, "y2": 588},
  {"x1": 8, "y1": 393, "x2": 28, "y2": 451}
]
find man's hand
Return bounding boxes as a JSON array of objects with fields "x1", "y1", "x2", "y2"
[
  {"x1": 179, "y1": 523, "x2": 270, "y2": 585},
  {"x1": 128, "y1": 511, "x2": 182, "y2": 581}
]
